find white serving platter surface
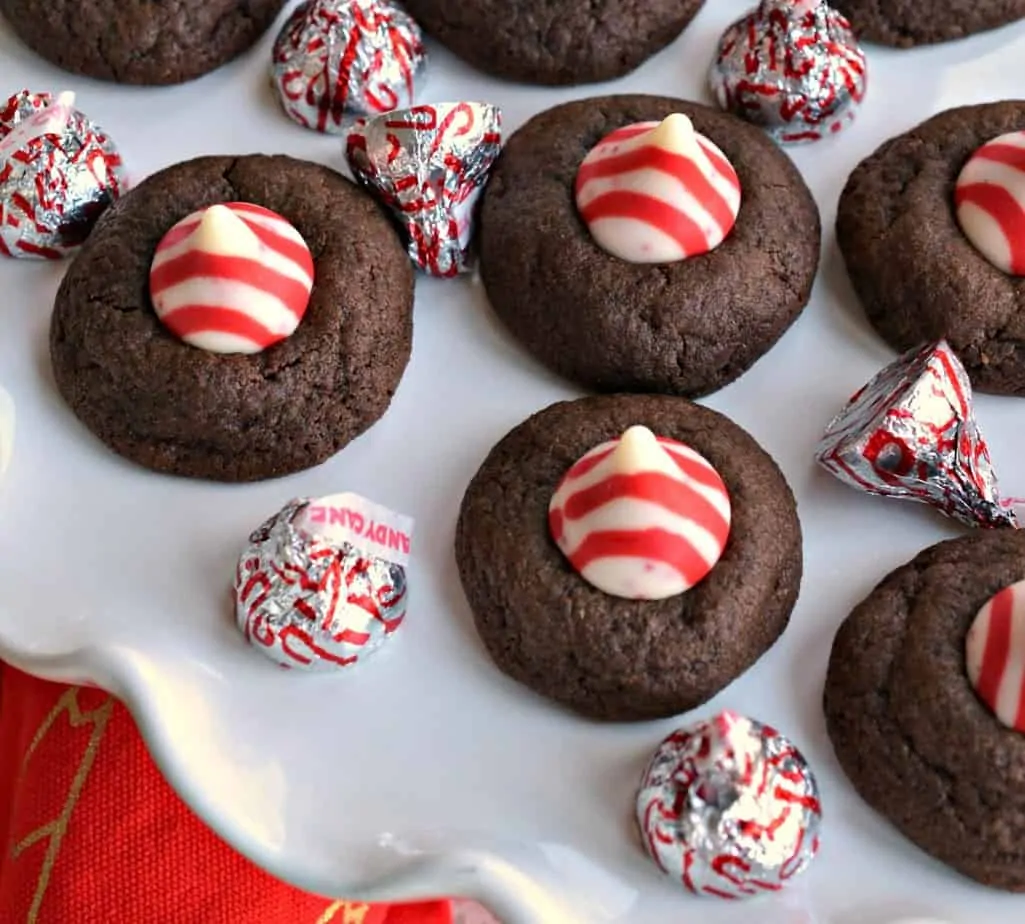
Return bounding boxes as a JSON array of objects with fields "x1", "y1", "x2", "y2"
[{"x1": 3, "y1": 3, "x2": 1025, "y2": 922}]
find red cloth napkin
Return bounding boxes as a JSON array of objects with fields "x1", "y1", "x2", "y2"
[{"x1": 0, "y1": 664, "x2": 453, "y2": 924}]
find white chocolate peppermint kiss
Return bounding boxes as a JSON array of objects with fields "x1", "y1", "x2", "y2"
[
  {"x1": 548, "y1": 425, "x2": 731, "y2": 600},
  {"x1": 574, "y1": 113, "x2": 741, "y2": 264},
  {"x1": 149, "y1": 202, "x2": 315, "y2": 354},
  {"x1": 966, "y1": 578, "x2": 1025, "y2": 731},
  {"x1": 955, "y1": 131, "x2": 1025, "y2": 275}
]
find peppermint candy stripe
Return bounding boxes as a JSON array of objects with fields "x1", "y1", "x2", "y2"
[
  {"x1": 150, "y1": 202, "x2": 315, "y2": 354},
  {"x1": 549, "y1": 431, "x2": 731, "y2": 599},
  {"x1": 966, "y1": 579, "x2": 1025, "y2": 730},
  {"x1": 575, "y1": 119, "x2": 741, "y2": 263},
  {"x1": 955, "y1": 131, "x2": 1025, "y2": 275}
]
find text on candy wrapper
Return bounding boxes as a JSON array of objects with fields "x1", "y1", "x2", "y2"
[{"x1": 305, "y1": 504, "x2": 412, "y2": 556}]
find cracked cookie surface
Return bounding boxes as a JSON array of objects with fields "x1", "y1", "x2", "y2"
[
  {"x1": 824, "y1": 530, "x2": 1025, "y2": 891},
  {"x1": 837, "y1": 102, "x2": 1025, "y2": 395},
  {"x1": 402, "y1": 0, "x2": 704, "y2": 85},
  {"x1": 455, "y1": 394, "x2": 803, "y2": 722},
  {"x1": 477, "y1": 96, "x2": 821, "y2": 398},
  {"x1": 50, "y1": 155, "x2": 414, "y2": 482},
  {"x1": 0, "y1": 0, "x2": 285, "y2": 85},
  {"x1": 833, "y1": 0, "x2": 1025, "y2": 47}
]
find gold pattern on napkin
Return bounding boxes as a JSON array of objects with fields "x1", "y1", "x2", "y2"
[
  {"x1": 11, "y1": 687, "x2": 114, "y2": 924},
  {"x1": 316, "y1": 900, "x2": 372, "y2": 923}
]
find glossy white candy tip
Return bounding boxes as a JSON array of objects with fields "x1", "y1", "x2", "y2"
[{"x1": 191, "y1": 204, "x2": 262, "y2": 257}]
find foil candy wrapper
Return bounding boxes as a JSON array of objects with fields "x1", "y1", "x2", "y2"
[
  {"x1": 816, "y1": 340, "x2": 1016, "y2": 528},
  {"x1": 272, "y1": 0, "x2": 427, "y2": 134},
  {"x1": 346, "y1": 101, "x2": 502, "y2": 277},
  {"x1": 0, "y1": 89, "x2": 126, "y2": 259},
  {"x1": 709, "y1": 0, "x2": 867, "y2": 144},
  {"x1": 636, "y1": 711, "x2": 822, "y2": 899},
  {"x1": 234, "y1": 496, "x2": 412, "y2": 671}
]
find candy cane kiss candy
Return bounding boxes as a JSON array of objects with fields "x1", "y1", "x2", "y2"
[
  {"x1": 955, "y1": 131, "x2": 1025, "y2": 275},
  {"x1": 235, "y1": 494, "x2": 414, "y2": 671},
  {"x1": 709, "y1": 0, "x2": 867, "y2": 145},
  {"x1": 574, "y1": 113, "x2": 741, "y2": 264},
  {"x1": 966, "y1": 579, "x2": 1025, "y2": 731},
  {"x1": 149, "y1": 202, "x2": 315, "y2": 354},
  {"x1": 548, "y1": 425, "x2": 731, "y2": 599},
  {"x1": 272, "y1": 0, "x2": 427, "y2": 133},
  {"x1": 0, "y1": 89, "x2": 126, "y2": 259},
  {"x1": 636, "y1": 711, "x2": 822, "y2": 898}
]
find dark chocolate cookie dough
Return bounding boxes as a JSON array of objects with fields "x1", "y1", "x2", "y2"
[
  {"x1": 0, "y1": 0, "x2": 285, "y2": 85},
  {"x1": 824, "y1": 530, "x2": 1025, "y2": 891},
  {"x1": 402, "y1": 0, "x2": 704, "y2": 86},
  {"x1": 837, "y1": 101, "x2": 1025, "y2": 396},
  {"x1": 834, "y1": 0, "x2": 1025, "y2": 47},
  {"x1": 479, "y1": 95, "x2": 821, "y2": 399},
  {"x1": 50, "y1": 155, "x2": 414, "y2": 482},
  {"x1": 455, "y1": 394, "x2": 803, "y2": 722}
]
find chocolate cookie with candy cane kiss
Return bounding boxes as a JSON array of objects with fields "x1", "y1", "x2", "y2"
[
  {"x1": 478, "y1": 95, "x2": 820, "y2": 398},
  {"x1": 50, "y1": 154, "x2": 414, "y2": 482},
  {"x1": 455, "y1": 393, "x2": 802, "y2": 721},
  {"x1": 837, "y1": 101, "x2": 1025, "y2": 395},
  {"x1": 824, "y1": 529, "x2": 1025, "y2": 891}
]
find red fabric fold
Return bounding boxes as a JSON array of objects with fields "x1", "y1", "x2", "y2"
[{"x1": 0, "y1": 664, "x2": 452, "y2": 924}]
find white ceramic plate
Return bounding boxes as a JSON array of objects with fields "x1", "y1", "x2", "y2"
[{"x1": 3, "y1": 4, "x2": 1025, "y2": 922}]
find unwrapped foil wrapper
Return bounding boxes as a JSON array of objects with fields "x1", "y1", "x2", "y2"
[
  {"x1": 346, "y1": 101, "x2": 502, "y2": 277},
  {"x1": 234, "y1": 498, "x2": 409, "y2": 671},
  {"x1": 636, "y1": 711, "x2": 822, "y2": 899},
  {"x1": 816, "y1": 341, "x2": 1016, "y2": 528},
  {"x1": 709, "y1": 0, "x2": 867, "y2": 144},
  {"x1": 0, "y1": 90, "x2": 126, "y2": 259},
  {"x1": 272, "y1": 0, "x2": 427, "y2": 134}
]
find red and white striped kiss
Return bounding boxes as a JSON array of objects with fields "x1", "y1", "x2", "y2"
[
  {"x1": 548, "y1": 425, "x2": 731, "y2": 600},
  {"x1": 149, "y1": 202, "x2": 315, "y2": 354},
  {"x1": 574, "y1": 113, "x2": 741, "y2": 264},
  {"x1": 966, "y1": 578, "x2": 1025, "y2": 731},
  {"x1": 955, "y1": 131, "x2": 1025, "y2": 276}
]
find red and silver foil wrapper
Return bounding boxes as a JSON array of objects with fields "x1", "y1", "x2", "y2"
[
  {"x1": 234, "y1": 497, "x2": 411, "y2": 671},
  {"x1": 709, "y1": 0, "x2": 867, "y2": 144},
  {"x1": 816, "y1": 341, "x2": 1016, "y2": 528},
  {"x1": 0, "y1": 90, "x2": 126, "y2": 259},
  {"x1": 345, "y1": 102, "x2": 502, "y2": 277},
  {"x1": 636, "y1": 711, "x2": 822, "y2": 899},
  {"x1": 272, "y1": 0, "x2": 426, "y2": 134}
]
